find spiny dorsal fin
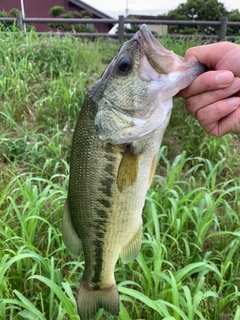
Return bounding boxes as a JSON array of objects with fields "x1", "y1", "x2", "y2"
[
  {"x1": 62, "y1": 199, "x2": 82, "y2": 256},
  {"x1": 120, "y1": 224, "x2": 142, "y2": 263},
  {"x1": 117, "y1": 147, "x2": 139, "y2": 192}
]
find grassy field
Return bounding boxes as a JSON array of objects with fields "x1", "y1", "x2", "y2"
[{"x1": 0, "y1": 30, "x2": 240, "y2": 320}]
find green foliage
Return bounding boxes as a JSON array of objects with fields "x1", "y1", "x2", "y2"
[
  {"x1": 49, "y1": 5, "x2": 64, "y2": 17},
  {"x1": 179, "y1": 27, "x2": 199, "y2": 35},
  {"x1": 0, "y1": 10, "x2": 13, "y2": 31},
  {"x1": 72, "y1": 10, "x2": 84, "y2": 18},
  {"x1": 77, "y1": 10, "x2": 93, "y2": 18},
  {"x1": 0, "y1": 8, "x2": 28, "y2": 32},
  {"x1": 167, "y1": 0, "x2": 228, "y2": 35},
  {"x1": 124, "y1": 26, "x2": 139, "y2": 34},
  {"x1": 48, "y1": 7, "x2": 94, "y2": 33},
  {"x1": 61, "y1": 12, "x2": 73, "y2": 19},
  {"x1": 72, "y1": 24, "x2": 96, "y2": 33},
  {"x1": 227, "y1": 9, "x2": 240, "y2": 36},
  {"x1": 0, "y1": 10, "x2": 8, "y2": 18},
  {"x1": 9, "y1": 8, "x2": 21, "y2": 17},
  {"x1": 123, "y1": 16, "x2": 140, "y2": 34},
  {"x1": 48, "y1": 22, "x2": 65, "y2": 31},
  {"x1": 0, "y1": 30, "x2": 240, "y2": 319},
  {"x1": 168, "y1": 0, "x2": 228, "y2": 21}
]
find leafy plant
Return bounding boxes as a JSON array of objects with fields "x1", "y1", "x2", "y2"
[
  {"x1": 49, "y1": 6, "x2": 65, "y2": 17},
  {"x1": 167, "y1": 0, "x2": 228, "y2": 35},
  {"x1": 0, "y1": 29, "x2": 240, "y2": 320},
  {"x1": 61, "y1": 12, "x2": 73, "y2": 19},
  {"x1": 9, "y1": 8, "x2": 22, "y2": 17}
]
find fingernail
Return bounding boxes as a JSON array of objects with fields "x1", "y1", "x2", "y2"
[
  {"x1": 230, "y1": 77, "x2": 240, "y2": 90},
  {"x1": 227, "y1": 97, "x2": 240, "y2": 108},
  {"x1": 216, "y1": 71, "x2": 234, "y2": 85}
]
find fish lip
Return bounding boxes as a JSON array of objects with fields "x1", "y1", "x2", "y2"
[
  {"x1": 134, "y1": 24, "x2": 180, "y2": 74},
  {"x1": 135, "y1": 24, "x2": 203, "y2": 74},
  {"x1": 95, "y1": 25, "x2": 206, "y2": 145},
  {"x1": 136, "y1": 24, "x2": 167, "y2": 55}
]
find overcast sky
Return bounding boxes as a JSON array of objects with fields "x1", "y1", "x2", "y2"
[{"x1": 85, "y1": 0, "x2": 240, "y2": 18}]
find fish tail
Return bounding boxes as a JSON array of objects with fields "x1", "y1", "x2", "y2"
[{"x1": 77, "y1": 279, "x2": 119, "y2": 320}]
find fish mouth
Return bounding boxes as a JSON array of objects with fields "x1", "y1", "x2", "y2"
[
  {"x1": 135, "y1": 24, "x2": 178, "y2": 74},
  {"x1": 94, "y1": 25, "x2": 206, "y2": 145},
  {"x1": 135, "y1": 24, "x2": 204, "y2": 75}
]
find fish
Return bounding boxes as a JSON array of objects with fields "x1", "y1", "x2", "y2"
[{"x1": 62, "y1": 24, "x2": 205, "y2": 320}]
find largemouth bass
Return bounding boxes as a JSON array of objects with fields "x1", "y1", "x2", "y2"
[{"x1": 63, "y1": 24, "x2": 205, "y2": 319}]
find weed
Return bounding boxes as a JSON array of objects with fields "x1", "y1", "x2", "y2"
[{"x1": 0, "y1": 30, "x2": 240, "y2": 319}]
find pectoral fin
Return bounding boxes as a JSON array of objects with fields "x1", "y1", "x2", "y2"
[
  {"x1": 62, "y1": 199, "x2": 82, "y2": 256},
  {"x1": 148, "y1": 153, "x2": 158, "y2": 187},
  {"x1": 117, "y1": 151, "x2": 139, "y2": 192},
  {"x1": 120, "y1": 224, "x2": 142, "y2": 263}
]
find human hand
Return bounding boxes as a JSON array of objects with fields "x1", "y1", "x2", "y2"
[{"x1": 179, "y1": 42, "x2": 240, "y2": 137}]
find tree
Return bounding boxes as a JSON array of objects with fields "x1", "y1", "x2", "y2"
[
  {"x1": 227, "y1": 9, "x2": 240, "y2": 36},
  {"x1": 167, "y1": 0, "x2": 228, "y2": 35}
]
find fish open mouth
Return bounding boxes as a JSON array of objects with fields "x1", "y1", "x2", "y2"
[
  {"x1": 94, "y1": 24, "x2": 206, "y2": 145},
  {"x1": 136, "y1": 24, "x2": 199, "y2": 75}
]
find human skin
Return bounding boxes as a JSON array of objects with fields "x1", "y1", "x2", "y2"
[{"x1": 179, "y1": 42, "x2": 240, "y2": 137}]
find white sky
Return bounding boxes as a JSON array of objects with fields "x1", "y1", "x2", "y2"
[{"x1": 85, "y1": 0, "x2": 240, "y2": 18}]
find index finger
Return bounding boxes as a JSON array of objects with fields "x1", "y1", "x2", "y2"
[{"x1": 184, "y1": 42, "x2": 240, "y2": 71}]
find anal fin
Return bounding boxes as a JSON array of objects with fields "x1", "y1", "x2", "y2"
[
  {"x1": 62, "y1": 199, "x2": 82, "y2": 256},
  {"x1": 120, "y1": 224, "x2": 142, "y2": 264}
]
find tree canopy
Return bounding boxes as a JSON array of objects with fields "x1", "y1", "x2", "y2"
[
  {"x1": 168, "y1": 0, "x2": 227, "y2": 21},
  {"x1": 228, "y1": 9, "x2": 240, "y2": 35},
  {"x1": 167, "y1": 0, "x2": 240, "y2": 35}
]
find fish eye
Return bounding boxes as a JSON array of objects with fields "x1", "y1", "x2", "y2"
[{"x1": 117, "y1": 56, "x2": 132, "y2": 73}]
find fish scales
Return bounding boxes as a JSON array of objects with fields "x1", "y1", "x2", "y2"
[
  {"x1": 65, "y1": 96, "x2": 164, "y2": 319},
  {"x1": 63, "y1": 24, "x2": 206, "y2": 320},
  {"x1": 68, "y1": 93, "x2": 164, "y2": 284}
]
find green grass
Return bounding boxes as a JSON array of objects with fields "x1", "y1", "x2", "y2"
[{"x1": 1, "y1": 30, "x2": 240, "y2": 319}]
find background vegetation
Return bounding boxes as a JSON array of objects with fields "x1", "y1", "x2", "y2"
[
  {"x1": 1, "y1": 0, "x2": 240, "y2": 36},
  {"x1": 0, "y1": 6, "x2": 96, "y2": 33},
  {"x1": 0, "y1": 29, "x2": 240, "y2": 320},
  {"x1": 48, "y1": 5, "x2": 96, "y2": 33},
  {"x1": 167, "y1": 0, "x2": 240, "y2": 36},
  {"x1": 126, "y1": 0, "x2": 240, "y2": 36}
]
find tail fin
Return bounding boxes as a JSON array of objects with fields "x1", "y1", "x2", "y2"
[{"x1": 77, "y1": 279, "x2": 119, "y2": 320}]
